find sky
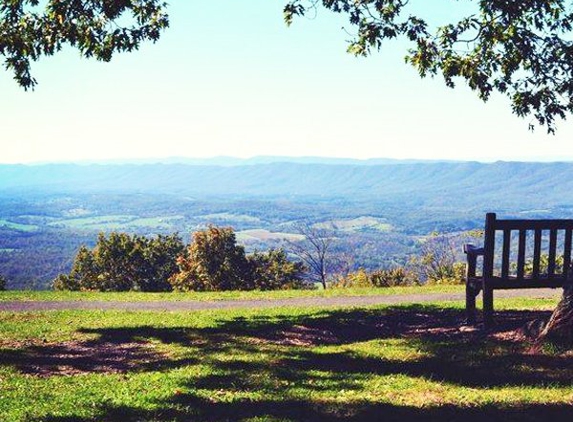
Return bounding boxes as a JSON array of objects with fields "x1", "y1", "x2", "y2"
[{"x1": 1, "y1": 0, "x2": 573, "y2": 164}]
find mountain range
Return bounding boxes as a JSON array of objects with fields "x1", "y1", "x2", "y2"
[{"x1": 1, "y1": 160, "x2": 573, "y2": 211}]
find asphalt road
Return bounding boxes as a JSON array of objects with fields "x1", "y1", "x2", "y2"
[{"x1": 0, "y1": 288, "x2": 562, "y2": 312}]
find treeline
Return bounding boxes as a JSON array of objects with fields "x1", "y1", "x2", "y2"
[
  {"x1": 54, "y1": 226, "x2": 305, "y2": 292},
  {"x1": 53, "y1": 226, "x2": 474, "y2": 292}
]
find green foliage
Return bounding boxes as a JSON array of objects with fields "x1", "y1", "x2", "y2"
[
  {"x1": 248, "y1": 248, "x2": 306, "y2": 290},
  {"x1": 370, "y1": 267, "x2": 419, "y2": 287},
  {"x1": 0, "y1": 273, "x2": 6, "y2": 290},
  {"x1": 169, "y1": 226, "x2": 252, "y2": 292},
  {"x1": 0, "y1": 0, "x2": 169, "y2": 88},
  {"x1": 285, "y1": 0, "x2": 573, "y2": 132},
  {"x1": 519, "y1": 254, "x2": 565, "y2": 276},
  {"x1": 170, "y1": 226, "x2": 306, "y2": 292},
  {"x1": 53, "y1": 232, "x2": 184, "y2": 292},
  {"x1": 334, "y1": 267, "x2": 418, "y2": 288},
  {"x1": 410, "y1": 232, "x2": 469, "y2": 285}
]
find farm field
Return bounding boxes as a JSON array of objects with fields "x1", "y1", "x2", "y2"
[{"x1": 1, "y1": 295, "x2": 572, "y2": 421}]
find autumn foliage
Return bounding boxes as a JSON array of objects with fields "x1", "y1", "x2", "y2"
[
  {"x1": 54, "y1": 226, "x2": 306, "y2": 292},
  {"x1": 169, "y1": 226, "x2": 305, "y2": 291}
]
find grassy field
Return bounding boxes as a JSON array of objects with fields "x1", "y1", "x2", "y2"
[
  {"x1": 0, "y1": 285, "x2": 465, "y2": 302},
  {"x1": 1, "y1": 296, "x2": 572, "y2": 421},
  {"x1": 47, "y1": 215, "x2": 186, "y2": 231}
]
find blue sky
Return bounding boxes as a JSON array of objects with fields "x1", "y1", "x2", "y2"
[{"x1": 1, "y1": 0, "x2": 572, "y2": 164}]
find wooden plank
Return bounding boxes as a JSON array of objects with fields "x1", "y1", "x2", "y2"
[
  {"x1": 489, "y1": 276, "x2": 572, "y2": 289},
  {"x1": 532, "y1": 229, "x2": 542, "y2": 278},
  {"x1": 517, "y1": 230, "x2": 526, "y2": 280},
  {"x1": 548, "y1": 229, "x2": 557, "y2": 276},
  {"x1": 501, "y1": 229, "x2": 511, "y2": 278},
  {"x1": 564, "y1": 229, "x2": 572, "y2": 280},
  {"x1": 483, "y1": 286, "x2": 494, "y2": 328},
  {"x1": 495, "y1": 219, "x2": 573, "y2": 231},
  {"x1": 483, "y1": 213, "x2": 497, "y2": 280}
]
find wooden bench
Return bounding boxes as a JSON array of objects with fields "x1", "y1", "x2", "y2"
[{"x1": 464, "y1": 213, "x2": 573, "y2": 327}]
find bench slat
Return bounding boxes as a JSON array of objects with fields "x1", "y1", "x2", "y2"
[
  {"x1": 495, "y1": 219, "x2": 573, "y2": 230},
  {"x1": 548, "y1": 229, "x2": 557, "y2": 276},
  {"x1": 533, "y1": 229, "x2": 542, "y2": 278},
  {"x1": 517, "y1": 230, "x2": 526, "y2": 280},
  {"x1": 564, "y1": 229, "x2": 572, "y2": 280},
  {"x1": 487, "y1": 276, "x2": 573, "y2": 289},
  {"x1": 483, "y1": 213, "x2": 496, "y2": 280},
  {"x1": 501, "y1": 229, "x2": 511, "y2": 278}
]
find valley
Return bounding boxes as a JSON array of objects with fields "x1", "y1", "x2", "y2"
[{"x1": 1, "y1": 159, "x2": 572, "y2": 289}]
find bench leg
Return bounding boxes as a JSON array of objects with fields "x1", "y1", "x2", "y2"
[
  {"x1": 483, "y1": 286, "x2": 494, "y2": 328},
  {"x1": 466, "y1": 284, "x2": 477, "y2": 325}
]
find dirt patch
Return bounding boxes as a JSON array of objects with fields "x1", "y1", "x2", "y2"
[
  {"x1": 275, "y1": 325, "x2": 339, "y2": 347},
  {"x1": 2, "y1": 340, "x2": 166, "y2": 377},
  {"x1": 252, "y1": 308, "x2": 556, "y2": 349}
]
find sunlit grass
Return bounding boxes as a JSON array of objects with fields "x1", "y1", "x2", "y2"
[
  {"x1": 1, "y1": 296, "x2": 571, "y2": 421},
  {"x1": 0, "y1": 284, "x2": 464, "y2": 302}
]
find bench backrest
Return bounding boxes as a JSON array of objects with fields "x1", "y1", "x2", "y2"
[{"x1": 483, "y1": 213, "x2": 573, "y2": 285}]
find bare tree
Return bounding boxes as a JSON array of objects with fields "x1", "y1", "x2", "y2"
[{"x1": 287, "y1": 221, "x2": 339, "y2": 289}]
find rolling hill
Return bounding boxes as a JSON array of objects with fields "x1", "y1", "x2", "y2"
[{"x1": 1, "y1": 161, "x2": 572, "y2": 210}]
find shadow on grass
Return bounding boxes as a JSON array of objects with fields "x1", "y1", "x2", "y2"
[
  {"x1": 4, "y1": 304, "x2": 573, "y2": 421},
  {"x1": 34, "y1": 399, "x2": 573, "y2": 422}
]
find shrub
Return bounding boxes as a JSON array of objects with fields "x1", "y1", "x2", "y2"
[
  {"x1": 169, "y1": 226, "x2": 252, "y2": 291},
  {"x1": 170, "y1": 227, "x2": 307, "y2": 292},
  {"x1": 333, "y1": 267, "x2": 418, "y2": 288},
  {"x1": 370, "y1": 267, "x2": 419, "y2": 287},
  {"x1": 423, "y1": 262, "x2": 466, "y2": 285},
  {"x1": 410, "y1": 232, "x2": 467, "y2": 285},
  {"x1": 53, "y1": 233, "x2": 185, "y2": 291},
  {"x1": 333, "y1": 269, "x2": 372, "y2": 288},
  {"x1": 248, "y1": 248, "x2": 306, "y2": 290}
]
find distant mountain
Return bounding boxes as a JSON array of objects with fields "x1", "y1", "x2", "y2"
[
  {"x1": 39, "y1": 156, "x2": 463, "y2": 166},
  {"x1": 1, "y1": 161, "x2": 573, "y2": 210}
]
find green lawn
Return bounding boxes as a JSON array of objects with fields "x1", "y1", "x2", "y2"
[
  {"x1": 0, "y1": 285, "x2": 464, "y2": 302},
  {"x1": 1, "y1": 296, "x2": 571, "y2": 421}
]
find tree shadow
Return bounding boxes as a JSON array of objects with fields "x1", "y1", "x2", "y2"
[
  {"x1": 34, "y1": 397, "x2": 573, "y2": 422},
  {"x1": 4, "y1": 304, "x2": 573, "y2": 420}
]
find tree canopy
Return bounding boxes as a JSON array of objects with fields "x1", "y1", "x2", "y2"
[
  {"x1": 284, "y1": 0, "x2": 573, "y2": 133},
  {"x1": 0, "y1": 0, "x2": 168, "y2": 89},
  {"x1": 2, "y1": 1, "x2": 572, "y2": 131}
]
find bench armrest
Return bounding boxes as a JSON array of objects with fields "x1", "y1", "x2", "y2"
[
  {"x1": 463, "y1": 244, "x2": 484, "y2": 257},
  {"x1": 464, "y1": 244, "x2": 483, "y2": 282}
]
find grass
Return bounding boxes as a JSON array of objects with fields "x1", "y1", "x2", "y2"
[
  {"x1": 0, "y1": 296, "x2": 572, "y2": 421},
  {"x1": 315, "y1": 216, "x2": 392, "y2": 233},
  {"x1": 0, "y1": 285, "x2": 465, "y2": 302},
  {"x1": 47, "y1": 215, "x2": 185, "y2": 231},
  {"x1": 0, "y1": 219, "x2": 38, "y2": 232},
  {"x1": 200, "y1": 213, "x2": 262, "y2": 223},
  {"x1": 236, "y1": 229, "x2": 304, "y2": 242}
]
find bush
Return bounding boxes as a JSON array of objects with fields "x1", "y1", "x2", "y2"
[
  {"x1": 333, "y1": 267, "x2": 418, "y2": 288},
  {"x1": 170, "y1": 226, "x2": 307, "y2": 292},
  {"x1": 0, "y1": 274, "x2": 6, "y2": 290},
  {"x1": 370, "y1": 267, "x2": 419, "y2": 287},
  {"x1": 333, "y1": 269, "x2": 372, "y2": 288},
  {"x1": 248, "y1": 249, "x2": 306, "y2": 290},
  {"x1": 410, "y1": 232, "x2": 467, "y2": 285},
  {"x1": 423, "y1": 262, "x2": 466, "y2": 285},
  {"x1": 53, "y1": 232, "x2": 185, "y2": 291},
  {"x1": 169, "y1": 226, "x2": 252, "y2": 291}
]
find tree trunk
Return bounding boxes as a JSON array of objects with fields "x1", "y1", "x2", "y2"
[
  {"x1": 320, "y1": 273, "x2": 327, "y2": 290},
  {"x1": 537, "y1": 286, "x2": 573, "y2": 345}
]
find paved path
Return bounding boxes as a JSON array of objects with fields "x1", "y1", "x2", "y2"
[{"x1": 0, "y1": 289, "x2": 562, "y2": 312}]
